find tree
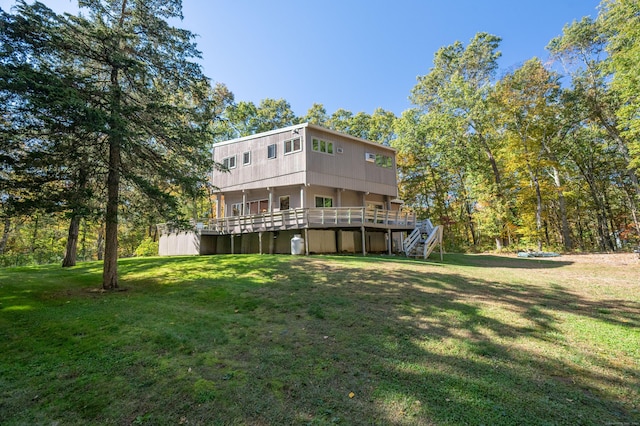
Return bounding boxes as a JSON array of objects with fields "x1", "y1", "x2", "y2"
[
  {"x1": 2, "y1": 1, "x2": 215, "y2": 288},
  {"x1": 221, "y1": 98, "x2": 298, "y2": 139},
  {"x1": 494, "y1": 58, "x2": 566, "y2": 250},
  {"x1": 548, "y1": 14, "x2": 640, "y2": 245},
  {"x1": 303, "y1": 103, "x2": 329, "y2": 126},
  {"x1": 408, "y1": 32, "x2": 508, "y2": 249},
  {"x1": 254, "y1": 98, "x2": 299, "y2": 133},
  {"x1": 394, "y1": 108, "x2": 476, "y2": 250},
  {"x1": 322, "y1": 107, "x2": 397, "y2": 145},
  {"x1": 368, "y1": 108, "x2": 397, "y2": 146},
  {"x1": 0, "y1": 3, "x2": 105, "y2": 266},
  {"x1": 327, "y1": 109, "x2": 354, "y2": 134},
  {"x1": 599, "y1": 0, "x2": 640, "y2": 169}
]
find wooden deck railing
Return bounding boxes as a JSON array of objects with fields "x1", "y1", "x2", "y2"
[{"x1": 194, "y1": 207, "x2": 416, "y2": 235}]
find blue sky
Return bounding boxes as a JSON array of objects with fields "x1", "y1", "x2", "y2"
[{"x1": 1, "y1": 0, "x2": 602, "y2": 116}]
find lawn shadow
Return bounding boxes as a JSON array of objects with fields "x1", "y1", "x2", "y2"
[
  {"x1": 225, "y1": 256, "x2": 639, "y2": 425},
  {"x1": 325, "y1": 252, "x2": 574, "y2": 269},
  {"x1": 432, "y1": 253, "x2": 574, "y2": 269},
  {"x1": 2, "y1": 254, "x2": 637, "y2": 425}
]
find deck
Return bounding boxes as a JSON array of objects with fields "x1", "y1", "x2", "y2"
[{"x1": 190, "y1": 207, "x2": 417, "y2": 235}]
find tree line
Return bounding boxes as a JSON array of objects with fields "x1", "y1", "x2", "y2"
[
  {"x1": 393, "y1": 2, "x2": 639, "y2": 253},
  {"x1": 1, "y1": 0, "x2": 638, "y2": 288}
]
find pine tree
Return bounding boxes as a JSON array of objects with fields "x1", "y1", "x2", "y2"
[{"x1": 1, "y1": 1, "x2": 215, "y2": 288}]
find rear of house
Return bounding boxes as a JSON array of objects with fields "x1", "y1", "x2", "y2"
[{"x1": 159, "y1": 123, "x2": 421, "y2": 256}]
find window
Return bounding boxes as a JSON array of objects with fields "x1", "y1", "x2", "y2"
[
  {"x1": 222, "y1": 155, "x2": 236, "y2": 169},
  {"x1": 312, "y1": 138, "x2": 334, "y2": 155},
  {"x1": 267, "y1": 144, "x2": 277, "y2": 159},
  {"x1": 315, "y1": 196, "x2": 333, "y2": 208},
  {"x1": 247, "y1": 199, "x2": 269, "y2": 214},
  {"x1": 366, "y1": 153, "x2": 393, "y2": 169},
  {"x1": 231, "y1": 203, "x2": 242, "y2": 216},
  {"x1": 279, "y1": 195, "x2": 290, "y2": 210},
  {"x1": 284, "y1": 137, "x2": 302, "y2": 154},
  {"x1": 242, "y1": 151, "x2": 251, "y2": 165}
]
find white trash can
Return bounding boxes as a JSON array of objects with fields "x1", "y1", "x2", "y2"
[{"x1": 291, "y1": 234, "x2": 305, "y2": 255}]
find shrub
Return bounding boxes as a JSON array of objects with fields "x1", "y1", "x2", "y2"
[{"x1": 134, "y1": 237, "x2": 159, "y2": 257}]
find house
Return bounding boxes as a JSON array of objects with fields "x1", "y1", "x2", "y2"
[{"x1": 158, "y1": 123, "x2": 442, "y2": 257}]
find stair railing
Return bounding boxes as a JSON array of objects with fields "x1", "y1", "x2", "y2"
[
  {"x1": 422, "y1": 225, "x2": 443, "y2": 260},
  {"x1": 403, "y1": 226, "x2": 422, "y2": 255}
]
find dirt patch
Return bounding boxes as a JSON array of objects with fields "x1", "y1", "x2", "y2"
[{"x1": 541, "y1": 252, "x2": 639, "y2": 267}]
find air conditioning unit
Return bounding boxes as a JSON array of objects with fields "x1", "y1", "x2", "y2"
[{"x1": 365, "y1": 152, "x2": 376, "y2": 162}]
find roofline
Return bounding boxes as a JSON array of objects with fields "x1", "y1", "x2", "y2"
[{"x1": 214, "y1": 122, "x2": 396, "y2": 152}]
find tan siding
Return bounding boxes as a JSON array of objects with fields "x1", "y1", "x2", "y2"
[
  {"x1": 213, "y1": 129, "x2": 306, "y2": 191},
  {"x1": 341, "y1": 191, "x2": 363, "y2": 207},
  {"x1": 306, "y1": 171, "x2": 397, "y2": 197},
  {"x1": 305, "y1": 128, "x2": 397, "y2": 197},
  {"x1": 213, "y1": 124, "x2": 399, "y2": 208}
]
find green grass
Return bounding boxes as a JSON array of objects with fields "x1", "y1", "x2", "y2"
[{"x1": 0, "y1": 253, "x2": 638, "y2": 425}]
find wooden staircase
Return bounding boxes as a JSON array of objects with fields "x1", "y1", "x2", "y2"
[{"x1": 403, "y1": 219, "x2": 443, "y2": 260}]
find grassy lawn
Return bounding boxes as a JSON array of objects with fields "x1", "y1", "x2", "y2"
[{"x1": 0, "y1": 253, "x2": 638, "y2": 425}]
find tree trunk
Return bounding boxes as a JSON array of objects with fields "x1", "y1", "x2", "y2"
[
  {"x1": 603, "y1": 189, "x2": 619, "y2": 250},
  {"x1": 31, "y1": 214, "x2": 39, "y2": 252},
  {"x1": 552, "y1": 167, "x2": 573, "y2": 251},
  {"x1": 629, "y1": 198, "x2": 640, "y2": 240},
  {"x1": 103, "y1": 63, "x2": 123, "y2": 290},
  {"x1": 576, "y1": 202, "x2": 586, "y2": 251},
  {"x1": 596, "y1": 109, "x2": 640, "y2": 201},
  {"x1": 80, "y1": 219, "x2": 87, "y2": 261},
  {"x1": 97, "y1": 226, "x2": 104, "y2": 261},
  {"x1": 544, "y1": 220, "x2": 551, "y2": 247},
  {"x1": 479, "y1": 134, "x2": 502, "y2": 187},
  {"x1": 102, "y1": 115, "x2": 122, "y2": 288},
  {"x1": 478, "y1": 133, "x2": 506, "y2": 250},
  {"x1": 526, "y1": 166, "x2": 544, "y2": 252},
  {"x1": 103, "y1": 136, "x2": 120, "y2": 289},
  {"x1": 535, "y1": 178, "x2": 543, "y2": 252},
  {"x1": 0, "y1": 217, "x2": 10, "y2": 255},
  {"x1": 465, "y1": 201, "x2": 478, "y2": 246},
  {"x1": 520, "y1": 130, "x2": 543, "y2": 251},
  {"x1": 542, "y1": 134, "x2": 573, "y2": 251},
  {"x1": 587, "y1": 186, "x2": 614, "y2": 252},
  {"x1": 62, "y1": 215, "x2": 81, "y2": 267}
]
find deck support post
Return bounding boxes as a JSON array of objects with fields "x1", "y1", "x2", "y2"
[
  {"x1": 230, "y1": 234, "x2": 234, "y2": 254},
  {"x1": 387, "y1": 228, "x2": 392, "y2": 255},
  {"x1": 242, "y1": 191, "x2": 247, "y2": 215},
  {"x1": 259, "y1": 232, "x2": 263, "y2": 255},
  {"x1": 269, "y1": 232, "x2": 275, "y2": 254},
  {"x1": 304, "y1": 228, "x2": 309, "y2": 256},
  {"x1": 361, "y1": 225, "x2": 366, "y2": 256}
]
